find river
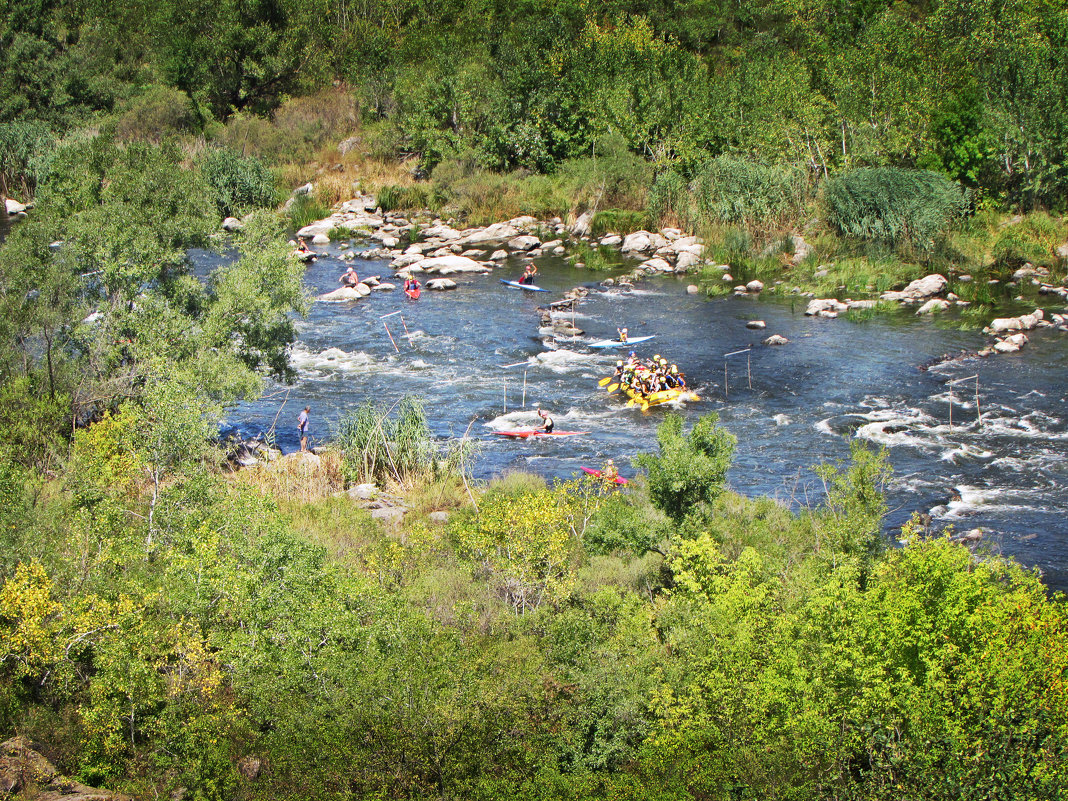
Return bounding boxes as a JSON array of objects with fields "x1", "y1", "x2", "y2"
[{"x1": 216, "y1": 240, "x2": 1068, "y2": 591}]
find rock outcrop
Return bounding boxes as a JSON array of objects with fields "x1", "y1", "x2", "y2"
[{"x1": 1, "y1": 736, "x2": 133, "y2": 801}]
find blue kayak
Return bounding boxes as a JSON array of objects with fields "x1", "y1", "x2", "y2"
[
  {"x1": 589, "y1": 335, "x2": 656, "y2": 349},
  {"x1": 501, "y1": 279, "x2": 550, "y2": 292}
]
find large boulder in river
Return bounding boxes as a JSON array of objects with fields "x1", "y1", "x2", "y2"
[
  {"x1": 805, "y1": 298, "x2": 849, "y2": 316},
  {"x1": 318, "y1": 286, "x2": 363, "y2": 301},
  {"x1": 622, "y1": 231, "x2": 653, "y2": 254},
  {"x1": 880, "y1": 274, "x2": 947, "y2": 303},
  {"x1": 426, "y1": 278, "x2": 457, "y2": 290},
  {"x1": 419, "y1": 255, "x2": 491, "y2": 275},
  {"x1": 986, "y1": 309, "x2": 1043, "y2": 334},
  {"x1": 390, "y1": 253, "x2": 425, "y2": 269},
  {"x1": 508, "y1": 235, "x2": 541, "y2": 251}
]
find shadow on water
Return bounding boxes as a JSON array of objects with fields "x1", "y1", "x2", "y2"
[{"x1": 207, "y1": 242, "x2": 1068, "y2": 590}]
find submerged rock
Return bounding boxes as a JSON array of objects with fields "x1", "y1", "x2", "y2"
[{"x1": 426, "y1": 278, "x2": 458, "y2": 290}]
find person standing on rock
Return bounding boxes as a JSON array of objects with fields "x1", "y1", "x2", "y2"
[
  {"x1": 297, "y1": 406, "x2": 311, "y2": 452},
  {"x1": 340, "y1": 266, "x2": 359, "y2": 287}
]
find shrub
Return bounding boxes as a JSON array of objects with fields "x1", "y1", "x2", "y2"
[
  {"x1": 647, "y1": 169, "x2": 690, "y2": 227},
  {"x1": 198, "y1": 147, "x2": 276, "y2": 217},
  {"x1": 691, "y1": 156, "x2": 806, "y2": 229},
  {"x1": 824, "y1": 167, "x2": 970, "y2": 253},
  {"x1": 635, "y1": 413, "x2": 736, "y2": 526},
  {"x1": 114, "y1": 86, "x2": 198, "y2": 143}
]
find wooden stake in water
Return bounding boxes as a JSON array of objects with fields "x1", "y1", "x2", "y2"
[
  {"x1": 522, "y1": 369, "x2": 527, "y2": 407},
  {"x1": 724, "y1": 362, "x2": 728, "y2": 400},
  {"x1": 400, "y1": 316, "x2": 412, "y2": 346},
  {"x1": 747, "y1": 349, "x2": 752, "y2": 390},
  {"x1": 383, "y1": 321, "x2": 400, "y2": 353},
  {"x1": 503, "y1": 378, "x2": 507, "y2": 414}
]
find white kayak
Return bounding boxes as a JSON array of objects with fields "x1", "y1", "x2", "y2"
[
  {"x1": 589, "y1": 335, "x2": 655, "y2": 349},
  {"x1": 501, "y1": 279, "x2": 550, "y2": 292}
]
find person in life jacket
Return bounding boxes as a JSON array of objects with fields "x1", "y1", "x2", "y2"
[
  {"x1": 404, "y1": 275, "x2": 421, "y2": 294},
  {"x1": 617, "y1": 327, "x2": 628, "y2": 343},
  {"x1": 537, "y1": 407, "x2": 554, "y2": 433},
  {"x1": 519, "y1": 263, "x2": 538, "y2": 285}
]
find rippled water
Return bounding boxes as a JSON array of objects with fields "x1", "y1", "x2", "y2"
[{"x1": 216, "y1": 242, "x2": 1068, "y2": 590}]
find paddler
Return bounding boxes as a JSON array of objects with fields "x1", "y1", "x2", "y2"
[
  {"x1": 669, "y1": 364, "x2": 686, "y2": 389},
  {"x1": 296, "y1": 236, "x2": 312, "y2": 254},
  {"x1": 404, "y1": 275, "x2": 420, "y2": 294},
  {"x1": 537, "y1": 407, "x2": 555, "y2": 433},
  {"x1": 519, "y1": 263, "x2": 538, "y2": 285},
  {"x1": 601, "y1": 459, "x2": 619, "y2": 484},
  {"x1": 617, "y1": 326, "x2": 628, "y2": 344},
  {"x1": 614, "y1": 360, "x2": 625, "y2": 379},
  {"x1": 339, "y1": 265, "x2": 359, "y2": 287}
]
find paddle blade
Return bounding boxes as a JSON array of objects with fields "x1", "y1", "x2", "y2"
[
  {"x1": 598, "y1": 376, "x2": 612, "y2": 387},
  {"x1": 625, "y1": 398, "x2": 637, "y2": 408},
  {"x1": 607, "y1": 383, "x2": 619, "y2": 393}
]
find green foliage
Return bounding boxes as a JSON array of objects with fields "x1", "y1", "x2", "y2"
[
  {"x1": 198, "y1": 147, "x2": 277, "y2": 217},
  {"x1": 824, "y1": 167, "x2": 971, "y2": 253},
  {"x1": 635, "y1": 413, "x2": 736, "y2": 526},
  {"x1": 452, "y1": 481, "x2": 578, "y2": 613},
  {"x1": 114, "y1": 85, "x2": 199, "y2": 143},
  {"x1": 814, "y1": 441, "x2": 892, "y2": 563},
  {"x1": 0, "y1": 120, "x2": 54, "y2": 196},
  {"x1": 336, "y1": 396, "x2": 466, "y2": 488},
  {"x1": 377, "y1": 183, "x2": 429, "y2": 212},
  {"x1": 590, "y1": 209, "x2": 653, "y2": 237},
  {"x1": 284, "y1": 193, "x2": 328, "y2": 230},
  {"x1": 584, "y1": 490, "x2": 670, "y2": 556},
  {"x1": 691, "y1": 156, "x2": 806, "y2": 229}
]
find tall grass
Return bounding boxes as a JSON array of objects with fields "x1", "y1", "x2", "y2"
[
  {"x1": 335, "y1": 396, "x2": 471, "y2": 489},
  {"x1": 287, "y1": 194, "x2": 330, "y2": 229}
]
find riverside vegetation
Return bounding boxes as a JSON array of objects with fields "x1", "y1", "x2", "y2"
[{"x1": 2, "y1": 0, "x2": 1068, "y2": 798}]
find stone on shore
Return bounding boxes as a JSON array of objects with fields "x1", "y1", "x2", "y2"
[
  {"x1": 311, "y1": 233, "x2": 331, "y2": 245},
  {"x1": 390, "y1": 253, "x2": 425, "y2": 269},
  {"x1": 221, "y1": 216, "x2": 243, "y2": 232},
  {"x1": 805, "y1": 298, "x2": 849, "y2": 316},
  {"x1": 5, "y1": 198, "x2": 28, "y2": 215},
  {"x1": 463, "y1": 222, "x2": 520, "y2": 244},
  {"x1": 686, "y1": 285, "x2": 700, "y2": 294},
  {"x1": 419, "y1": 255, "x2": 491, "y2": 275},
  {"x1": 746, "y1": 279, "x2": 764, "y2": 293},
  {"x1": 1, "y1": 736, "x2": 133, "y2": 801},
  {"x1": 916, "y1": 298, "x2": 951, "y2": 314},
  {"x1": 880, "y1": 274, "x2": 948, "y2": 302},
  {"x1": 508, "y1": 235, "x2": 541, "y2": 251}
]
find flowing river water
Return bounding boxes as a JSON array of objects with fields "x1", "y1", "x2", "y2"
[{"x1": 215, "y1": 241, "x2": 1068, "y2": 591}]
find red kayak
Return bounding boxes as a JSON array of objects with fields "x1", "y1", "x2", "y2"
[
  {"x1": 581, "y1": 466, "x2": 629, "y2": 485},
  {"x1": 404, "y1": 284, "x2": 421, "y2": 299},
  {"x1": 493, "y1": 430, "x2": 588, "y2": 439}
]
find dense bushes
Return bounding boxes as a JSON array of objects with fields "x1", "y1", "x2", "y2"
[
  {"x1": 824, "y1": 167, "x2": 971, "y2": 253},
  {"x1": 114, "y1": 86, "x2": 198, "y2": 143},
  {"x1": 197, "y1": 147, "x2": 276, "y2": 217},
  {"x1": 3, "y1": 409, "x2": 1065, "y2": 800}
]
